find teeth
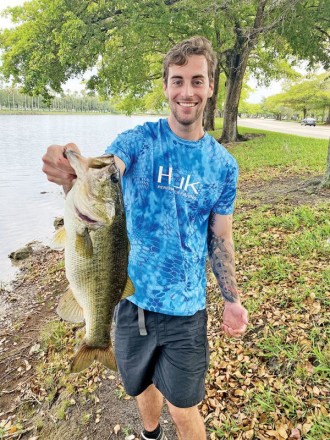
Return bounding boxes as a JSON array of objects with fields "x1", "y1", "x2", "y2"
[{"x1": 178, "y1": 102, "x2": 196, "y2": 107}]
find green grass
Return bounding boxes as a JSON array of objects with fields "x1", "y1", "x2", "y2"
[
  {"x1": 39, "y1": 320, "x2": 69, "y2": 352},
  {"x1": 209, "y1": 118, "x2": 328, "y2": 177}
]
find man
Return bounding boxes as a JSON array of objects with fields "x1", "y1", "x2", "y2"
[{"x1": 42, "y1": 36, "x2": 248, "y2": 440}]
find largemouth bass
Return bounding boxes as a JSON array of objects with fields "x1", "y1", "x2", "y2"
[{"x1": 55, "y1": 150, "x2": 134, "y2": 373}]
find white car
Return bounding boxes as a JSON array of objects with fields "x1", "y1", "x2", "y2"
[{"x1": 301, "y1": 118, "x2": 316, "y2": 126}]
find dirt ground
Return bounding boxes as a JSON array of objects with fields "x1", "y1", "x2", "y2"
[
  {"x1": 238, "y1": 173, "x2": 329, "y2": 208},
  {"x1": 0, "y1": 243, "x2": 176, "y2": 440},
  {"x1": 0, "y1": 173, "x2": 329, "y2": 440}
]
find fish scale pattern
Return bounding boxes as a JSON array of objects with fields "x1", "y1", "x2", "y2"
[{"x1": 106, "y1": 119, "x2": 238, "y2": 316}]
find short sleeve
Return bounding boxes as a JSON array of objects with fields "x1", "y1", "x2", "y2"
[
  {"x1": 212, "y1": 158, "x2": 239, "y2": 215},
  {"x1": 105, "y1": 128, "x2": 142, "y2": 172}
]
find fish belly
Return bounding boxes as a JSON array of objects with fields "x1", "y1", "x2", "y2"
[{"x1": 65, "y1": 216, "x2": 128, "y2": 348}]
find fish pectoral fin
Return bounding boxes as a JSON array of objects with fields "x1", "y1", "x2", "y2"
[
  {"x1": 75, "y1": 229, "x2": 93, "y2": 257},
  {"x1": 71, "y1": 342, "x2": 117, "y2": 373},
  {"x1": 57, "y1": 287, "x2": 84, "y2": 323},
  {"x1": 121, "y1": 276, "x2": 135, "y2": 299},
  {"x1": 53, "y1": 226, "x2": 66, "y2": 246}
]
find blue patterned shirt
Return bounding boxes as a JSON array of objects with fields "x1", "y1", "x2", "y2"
[{"x1": 105, "y1": 118, "x2": 238, "y2": 316}]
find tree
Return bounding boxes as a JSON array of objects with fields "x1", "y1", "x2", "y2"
[
  {"x1": 262, "y1": 93, "x2": 296, "y2": 120},
  {"x1": 1, "y1": 0, "x2": 329, "y2": 142},
  {"x1": 263, "y1": 74, "x2": 330, "y2": 121}
]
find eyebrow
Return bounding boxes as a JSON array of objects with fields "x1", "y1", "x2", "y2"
[{"x1": 169, "y1": 74, "x2": 206, "y2": 80}]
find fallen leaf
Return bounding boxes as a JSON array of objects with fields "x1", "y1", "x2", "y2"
[
  {"x1": 305, "y1": 361, "x2": 314, "y2": 374},
  {"x1": 266, "y1": 430, "x2": 280, "y2": 438},
  {"x1": 302, "y1": 423, "x2": 312, "y2": 435},
  {"x1": 24, "y1": 360, "x2": 32, "y2": 371},
  {"x1": 312, "y1": 386, "x2": 320, "y2": 396},
  {"x1": 277, "y1": 425, "x2": 288, "y2": 439},
  {"x1": 320, "y1": 405, "x2": 329, "y2": 416},
  {"x1": 289, "y1": 428, "x2": 301, "y2": 439},
  {"x1": 234, "y1": 389, "x2": 245, "y2": 396},
  {"x1": 245, "y1": 429, "x2": 254, "y2": 439}
]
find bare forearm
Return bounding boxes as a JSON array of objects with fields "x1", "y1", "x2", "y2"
[{"x1": 207, "y1": 229, "x2": 239, "y2": 303}]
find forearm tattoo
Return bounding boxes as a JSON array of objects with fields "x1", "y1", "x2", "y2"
[{"x1": 207, "y1": 218, "x2": 239, "y2": 303}]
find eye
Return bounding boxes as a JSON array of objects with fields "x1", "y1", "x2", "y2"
[
  {"x1": 110, "y1": 172, "x2": 119, "y2": 183},
  {"x1": 193, "y1": 79, "x2": 204, "y2": 86},
  {"x1": 172, "y1": 79, "x2": 182, "y2": 86}
]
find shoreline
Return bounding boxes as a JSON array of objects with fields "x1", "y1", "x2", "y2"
[{"x1": 0, "y1": 110, "x2": 166, "y2": 116}]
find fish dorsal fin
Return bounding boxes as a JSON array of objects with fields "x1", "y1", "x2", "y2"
[
  {"x1": 87, "y1": 155, "x2": 115, "y2": 169},
  {"x1": 53, "y1": 226, "x2": 66, "y2": 246},
  {"x1": 121, "y1": 276, "x2": 135, "y2": 299},
  {"x1": 57, "y1": 287, "x2": 84, "y2": 323},
  {"x1": 75, "y1": 229, "x2": 93, "y2": 257}
]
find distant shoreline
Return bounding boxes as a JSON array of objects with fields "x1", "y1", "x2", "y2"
[{"x1": 0, "y1": 110, "x2": 166, "y2": 116}]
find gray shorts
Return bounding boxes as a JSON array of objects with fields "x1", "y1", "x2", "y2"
[{"x1": 114, "y1": 299, "x2": 209, "y2": 408}]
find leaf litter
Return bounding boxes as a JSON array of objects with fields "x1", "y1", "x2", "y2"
[{"x1": 0, "y1": 187, "x2": 329, "y2": 439}]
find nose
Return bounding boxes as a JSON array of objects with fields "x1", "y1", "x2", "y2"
[{"x1": 181, "y1": 82, "x2": 194, "y2": 98}]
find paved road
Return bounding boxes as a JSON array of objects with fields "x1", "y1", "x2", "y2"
[{"x1": 237, "y1": 118, "x2": 330, "y2": 140}]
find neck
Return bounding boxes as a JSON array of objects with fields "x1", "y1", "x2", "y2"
[{"x1": 167, "y1": 116, "x2": 205, "y2": 141}]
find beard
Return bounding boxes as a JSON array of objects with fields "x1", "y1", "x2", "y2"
[{"x1": 171, "y1": 104, "x2": 204, "y2": 126}]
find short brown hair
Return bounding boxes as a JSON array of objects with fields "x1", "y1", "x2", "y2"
[{"x1": 162, "y1": 36, "x2": 217, "y2": 84}]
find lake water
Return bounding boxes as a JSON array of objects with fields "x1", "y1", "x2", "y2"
[{"x1": 0, "y1": 114, "x2": 160, "y2": 284}]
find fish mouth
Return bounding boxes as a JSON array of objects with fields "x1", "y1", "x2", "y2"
[{"x1": 76, "y1": 208, "x2": 98, "y2": 224}]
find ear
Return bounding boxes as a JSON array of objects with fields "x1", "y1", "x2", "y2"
[
  {"x1": 163, "y1": 80, "x2": 169, "y2": 99},
  {"x1": 208, "y1": 80, "x2": 214, "y2": 98}
]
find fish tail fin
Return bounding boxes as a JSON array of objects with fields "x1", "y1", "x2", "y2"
[
  {"x1": 71, "y1": 342, "x2": 117, "y2": 373},
  {"x1": 57, "y1": 287, "x2": 84, "y2": 323},
  {"x1": 53, "y1": 226, "x2": 66, "y2": 246},
  {"x1": 96, "y1": 344, "x2": 117, "y2": 371}
]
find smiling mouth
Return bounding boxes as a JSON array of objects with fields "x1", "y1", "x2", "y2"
[{"x1": 177, "y1": 102, "x2": 198, "y2": 107}]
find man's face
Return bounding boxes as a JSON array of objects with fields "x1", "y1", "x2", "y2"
[{"x1": 163, "y1": 55, "x2": 214, "y2": 129}]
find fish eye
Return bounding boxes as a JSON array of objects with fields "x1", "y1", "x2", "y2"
[{"x1": 110, "y1": 172, "x2": 119, "y2": 183}]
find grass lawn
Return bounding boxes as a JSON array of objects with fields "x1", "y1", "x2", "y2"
[{"x1": 203, "y1": 123, "x2": 329, "y2": 439}]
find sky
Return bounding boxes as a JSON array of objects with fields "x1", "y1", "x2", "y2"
[
  {"x1": 0, "y1": 0, "x2": 24, "y2": 28},
  {"x1": 0, "y1": 0, "x2": 282, "y2": 102}
]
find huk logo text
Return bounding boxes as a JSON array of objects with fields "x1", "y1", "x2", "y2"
[{"x1": 157, "y1": 166, "x2": 200, "y2": 195}]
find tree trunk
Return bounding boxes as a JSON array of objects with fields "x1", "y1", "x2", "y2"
[
  {"x1": 325, "y1": 105, "x2": 330, "y2": 125},
  {"x1": 321, "y1": 138, "x2": 330, "y2": 188},
  {"x1": 219, "y1": 49, "x2": 249, "y2": 144},
  {"x1": 218, "y1": 0, "x2": 268, "y2": 144},
  {"x1": 203, "y1": 62, "x2": 220, "y2": 131}
]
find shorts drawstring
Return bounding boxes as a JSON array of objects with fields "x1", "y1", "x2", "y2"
[{"x1": 138, "y1": 307, "x2": 148, "y2": 336}]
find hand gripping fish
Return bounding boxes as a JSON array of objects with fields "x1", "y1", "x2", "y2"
[{"x1": 54, "y1": 150, "x2": 134, "y2": 373}]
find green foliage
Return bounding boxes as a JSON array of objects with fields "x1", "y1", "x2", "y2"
[
  {"x1": 0, "y1": 86, "x2": 115, "y2": 112},
  {"x1": 1, "y1": 0, "x2": 329, "y2": 108},
  {"x1": 279, "y1": 0, "x2": 330, "y2": 69},
  {"x1": 262, "y1": 73, "x2": 330, "y2": 119}
]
